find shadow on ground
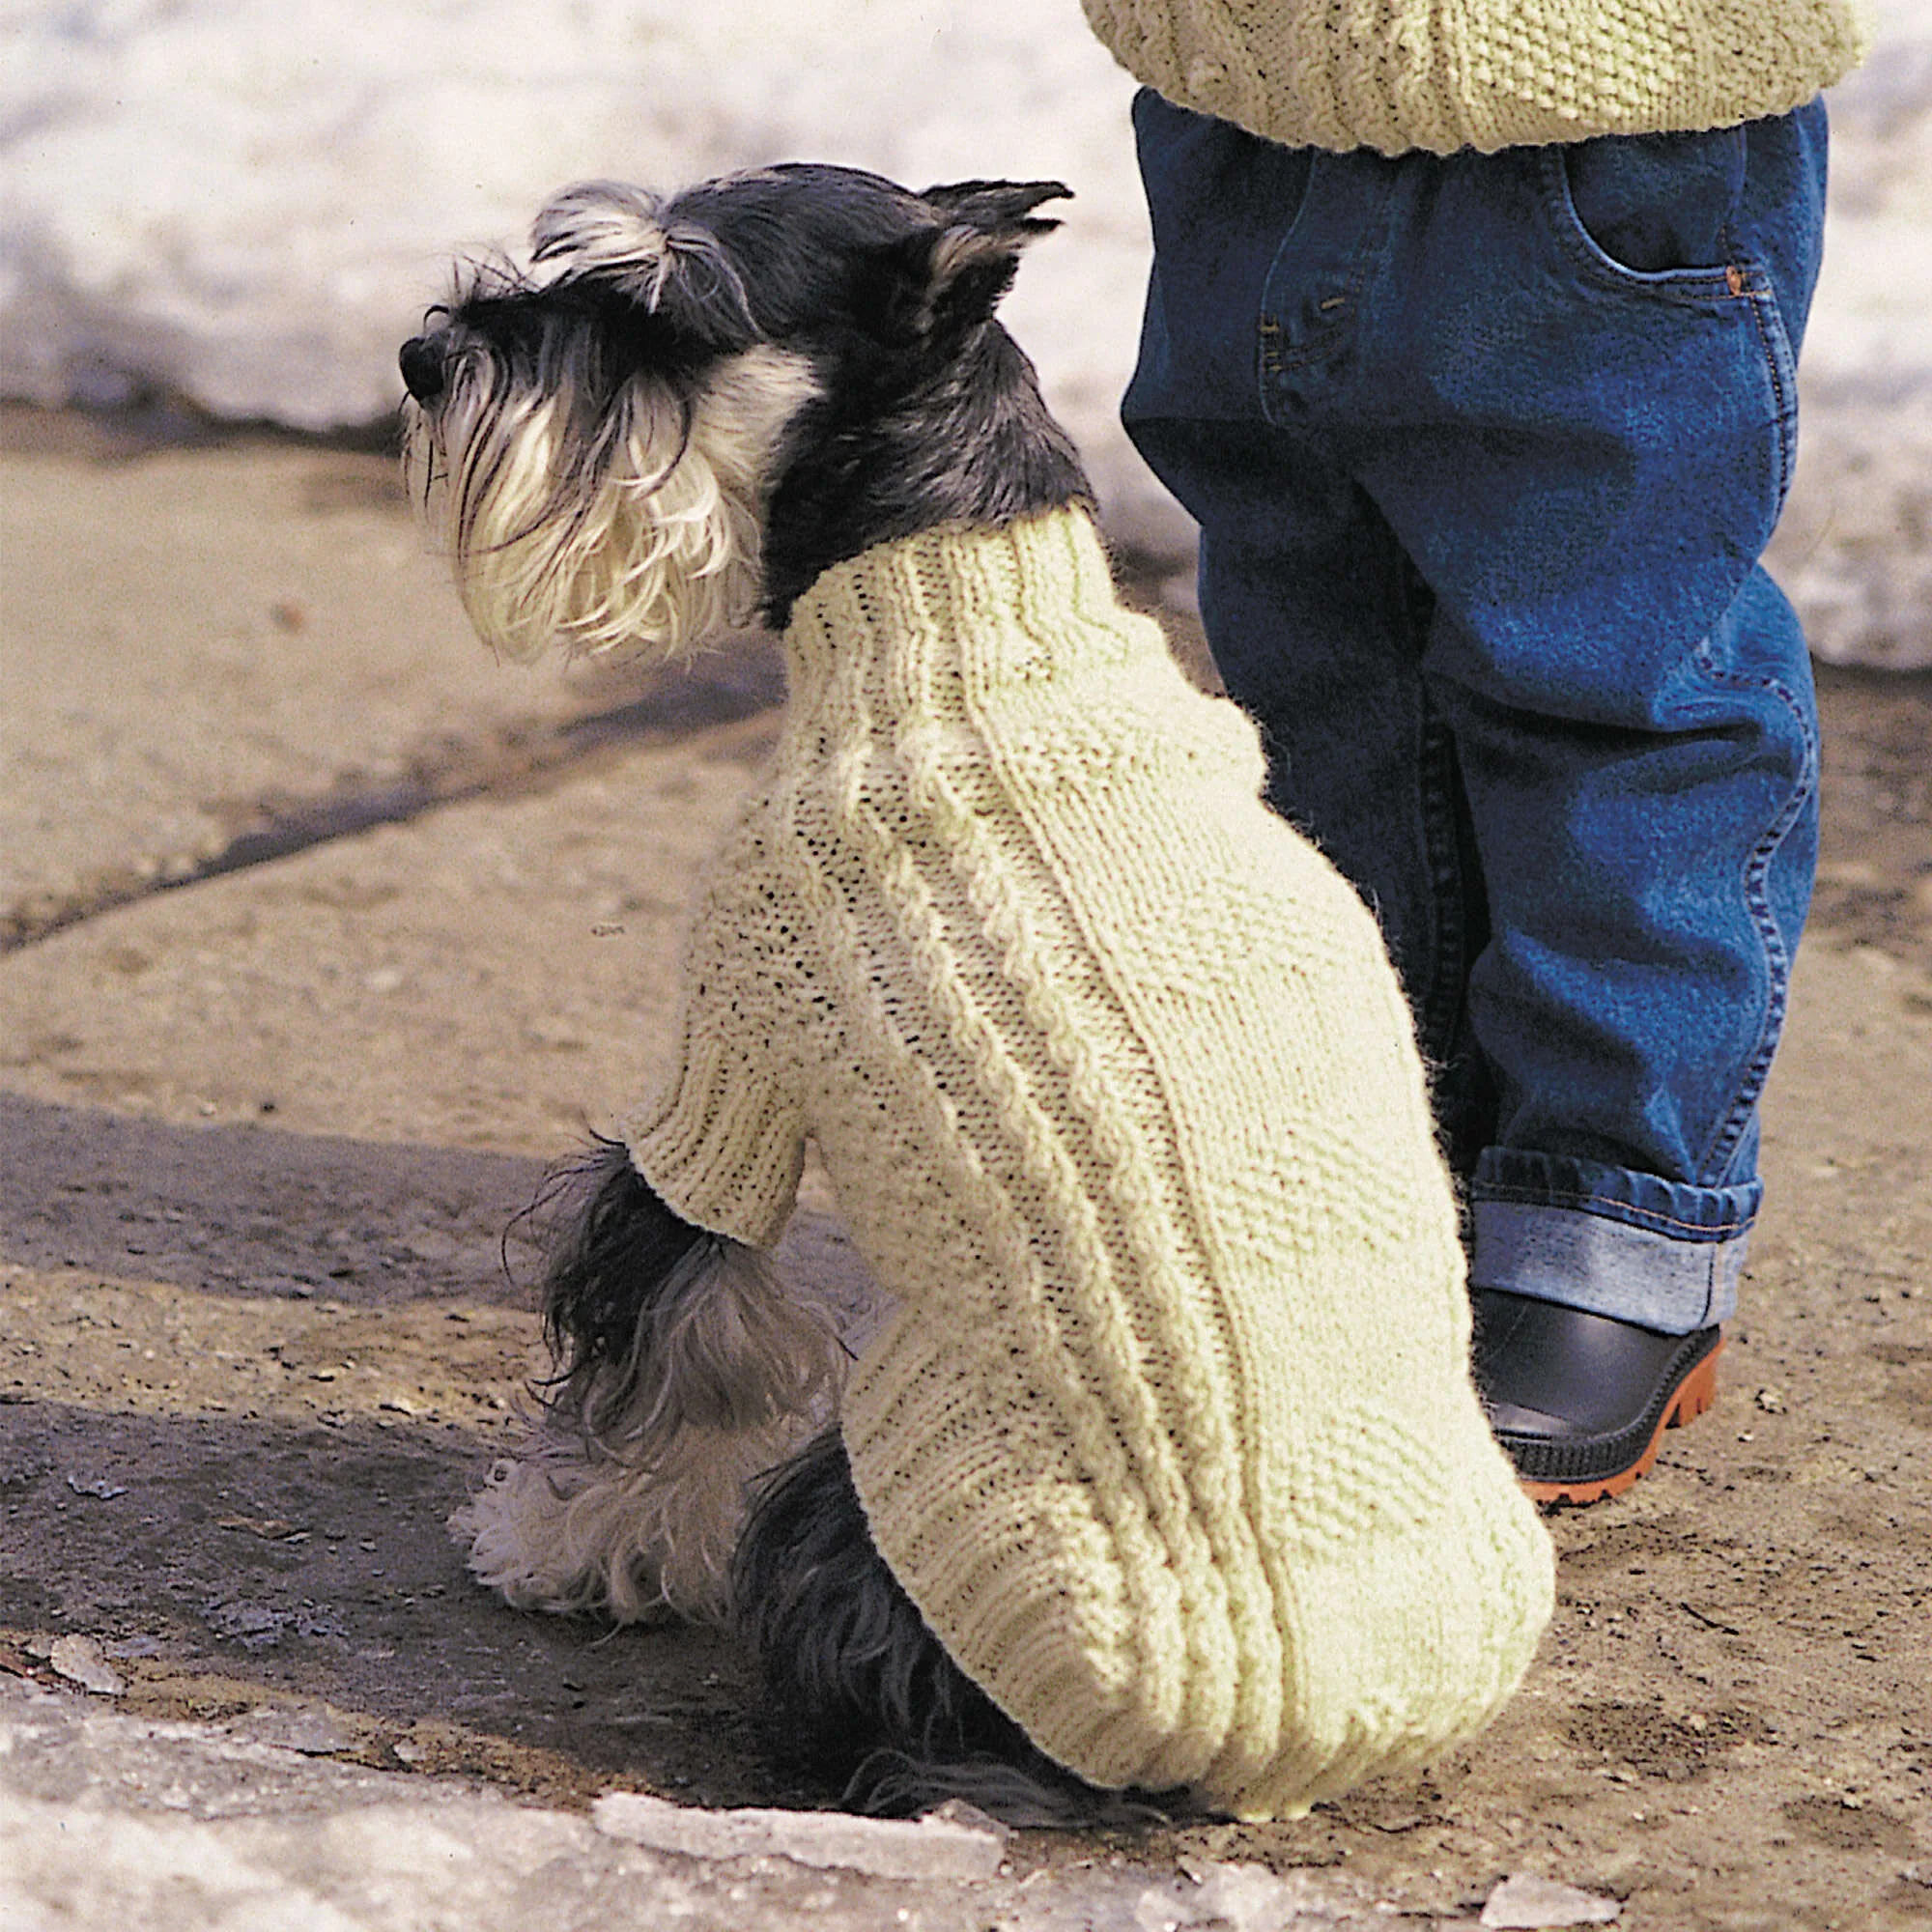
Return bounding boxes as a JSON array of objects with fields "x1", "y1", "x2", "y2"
[{"x1": 0, "y1": 1094, "x2": 792, "y2": 1809}]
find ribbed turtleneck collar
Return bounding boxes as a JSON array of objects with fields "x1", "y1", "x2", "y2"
[{"x1": 780, "y1": 508, "x2": 1156, "y2": 718}]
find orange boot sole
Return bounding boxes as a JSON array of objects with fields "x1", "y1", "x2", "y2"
[{"x1": 1520, "y1": 1339, "x2": 1724, "y2": 1507}]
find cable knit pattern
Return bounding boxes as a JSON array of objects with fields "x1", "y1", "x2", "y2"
[
  {"x1": 1078, "y1": 0, "x2": 1869, "y2": 155},
  {"x1": 625, "y1": 508, "x2": 1553, "y2": 1816}
]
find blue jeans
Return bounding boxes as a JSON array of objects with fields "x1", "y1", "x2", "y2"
[{"x1": 1124, "y1": 93, "x2": 1830, "y2": 1335}]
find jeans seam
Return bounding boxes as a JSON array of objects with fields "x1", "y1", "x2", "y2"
[
  {"x1": 1734, "y1": 257, "x2": 1800, "y2": 512},
  {"x1": 1414, "y1": 705, "x2": 1468, "y2": 1069},
  {"x1": 1475, "y1": 1185, "x2": 1755, "y2": 1241},
  {"x1": 1687, "y1": 639, "x2": 1817, "y2": 1186}
]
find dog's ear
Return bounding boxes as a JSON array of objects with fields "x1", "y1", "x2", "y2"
[
  {"x1": 920, "y1": 180, "x2": 1072, "y2": 234},
  {"x1": 860, "y1": 180, "x2": 1070, "y2": 349}
]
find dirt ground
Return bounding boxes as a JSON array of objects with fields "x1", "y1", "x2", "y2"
[{"x1": 1, "y1": 417, "x2": 1928, "y2": 1929}]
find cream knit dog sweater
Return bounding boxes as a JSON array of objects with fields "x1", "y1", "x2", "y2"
[
  {"x1": 1080, "y1": 0, "x2": 1869, "y2": 156},
  {"x1": 627, "y1": 508, "x2": 1552, "y2": 1816}
]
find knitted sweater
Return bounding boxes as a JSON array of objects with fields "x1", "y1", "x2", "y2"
[
  {"x1": 1080, "y1": 0, "x2": 1869, "y2": 156},
  {"x1": 627, "y1": 508, "x2": 1552, "y2": 1816}
]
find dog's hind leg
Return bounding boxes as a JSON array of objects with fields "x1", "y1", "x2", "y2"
[
  {"x1": 452, "y1": 1135, "x2": 839, "y2": 1624},
  {"x1": 732, "y1": 1429, "x2": 1157, "y2": 1825}
]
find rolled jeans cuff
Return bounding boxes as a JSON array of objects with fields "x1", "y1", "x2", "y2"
[{"x1": 1468, "y1": 1151, "x2": 1758, "y2": 1334}]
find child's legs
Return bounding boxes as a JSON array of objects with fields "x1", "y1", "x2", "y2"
[
  {"x1": 1125, "y1": 92, "x2": 1828, "y2": 1333},
  {"x1": 1423, "y1": 565, "x2": 1817, "y2": 1333}
]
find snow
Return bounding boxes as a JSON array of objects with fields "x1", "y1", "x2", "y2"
[
  {"x1": 0, "y1": 0, "x2": 1167, "y2": 539},
  {"x1": 2, "y1": 0, "x2": 1927, "y2": 657}
]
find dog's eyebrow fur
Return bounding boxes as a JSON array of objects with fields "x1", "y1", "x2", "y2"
[{"x1": 532, "y1": 182, "x2": 759, "y2": 343}]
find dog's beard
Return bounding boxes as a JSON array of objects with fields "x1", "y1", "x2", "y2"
[{"x1": 404, "y1": 340, "x2": 816, "y2": 662}]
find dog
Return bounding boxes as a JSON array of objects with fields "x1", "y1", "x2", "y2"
[{"x1": 399, "y1": 163, "x2": 1552, "y2": 1825}]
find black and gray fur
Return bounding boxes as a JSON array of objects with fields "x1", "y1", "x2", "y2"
[
  {"x1": 406, "y1": 166, "x2": 1165, "y2": 1823},
  {"x1": 400, "y1": 167, "x2": 1090, "y2": 660}
]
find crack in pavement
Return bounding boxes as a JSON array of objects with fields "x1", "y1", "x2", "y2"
[{"x1": 0, "y1": 643, "x2": 784, "y2": 956}]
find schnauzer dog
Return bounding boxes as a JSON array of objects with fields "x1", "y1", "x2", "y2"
[{"x1": 399, "y1": 164, "x2": 1551, "y2": 1825}]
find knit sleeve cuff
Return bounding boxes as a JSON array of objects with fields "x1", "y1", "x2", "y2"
[{"x1": 625, "y1": 1029, "x2": 807, "y2": 1251}]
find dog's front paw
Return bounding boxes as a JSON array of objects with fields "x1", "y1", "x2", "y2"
[{"x1": 449, "y1": 1421, "x2": 804, "y2": 1625}]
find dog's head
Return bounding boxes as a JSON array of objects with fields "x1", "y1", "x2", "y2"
[{"x1": 400, "y1": 166, "x2": 1069, "y2": 662}]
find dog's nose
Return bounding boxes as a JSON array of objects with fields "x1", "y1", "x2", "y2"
[{"x1": 399, "y1": 334, "x2": 446, "y2": 404}]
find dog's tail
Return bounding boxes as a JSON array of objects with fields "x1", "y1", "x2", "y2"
[{"x1": 453, "y1": 1135, "x2": 840, "y2": 1622}]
